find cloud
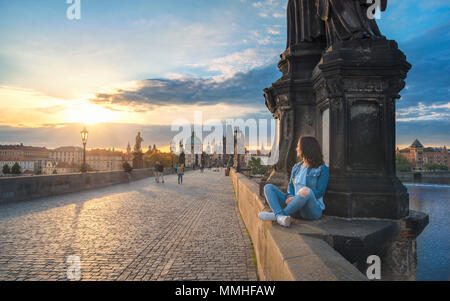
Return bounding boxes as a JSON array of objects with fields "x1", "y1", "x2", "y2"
[
  {"x1": 0, "y1": 12, "x2": 236, "y2": 100},
  {"x1": 188, "y1": 48, "x2": 279, "y2": 79},
  {"x1": 396, "y1": 21, "x2": 450, "y2": 112},
  {"x1": 89, "y1": 64, "x2": 280, "y2": 109},
  {"x1": 397, "y1": 102, "x2": 450, "y2": 122}
]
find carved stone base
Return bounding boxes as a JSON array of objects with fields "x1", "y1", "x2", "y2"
[
  {"x1": 132, "y1": 152, "x2": 144, "y2": 170},
  {"x1": 325, "y1": 175, "x2": 409, "y2": 219},
  {"x1": 291, "y1": 209, "x2": 428, "y2": 280},
  {"x1": 263, "y1": 42, "x2": 325, "y2": 190},
  {"x1": 313, "y1": 38, "x2": 412, "y2": 219},
  {"x1": 381, "y1": 211, "x2": 428, "y2": 280}
]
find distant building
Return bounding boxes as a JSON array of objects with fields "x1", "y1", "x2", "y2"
[
  {"x1": 184, "y1": 132, "x2": 203, "y2": 168},
  {"x1": 0, "y1": 144, "x2": 49, "y2": 158},
  {"x1": 397, "y1": 139, "x2": 449, "y2": 170},
  {"x1": 50, "y1": 146, "x2": 83, "y2": 167},
  {"x1": 0, "y1": 144, "x2": 50, "y2": 174},
  {"x1": 424, "y1": 147, "x2": 449, "y2": 167},
  {"x1": 43, "y1": 161, "x2": 57, "y2": 175},
  {"x1": 55, "y1": 162, "x2": 79, "y2": 174},
  {"x1": 86, "y1": 149, "x2": 124, "y2": 171},
  {"x1": 0, "y1": 156, "x2": 35, "y2": 175}
]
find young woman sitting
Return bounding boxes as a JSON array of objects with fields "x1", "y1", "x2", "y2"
[{"x1": 258, "y1": 136, "x2": 329, "y2": 227}]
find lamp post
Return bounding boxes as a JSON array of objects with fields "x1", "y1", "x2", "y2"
[{"x1": 81, "y1": 127, "x2": 89, "y2": 173}]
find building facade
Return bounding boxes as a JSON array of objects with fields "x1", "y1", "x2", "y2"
[
  {"x1": 43, "y1": 161, "x2": 57, "y2": 175},
  {"x1": 0, "y1": 156, "x2": 35, "y2": 175},
  {"x1": 55, "y1": 162, "x2": 79, "y2": 174},
  {"x1": 0, "y1": 144, "x2": 50, "y2": 174},
  {"x1": 50, "y1": 146, "x2": 83, "y2": 166},
  {"x1": 86, "y1": 149, "x2": 125, "y2": 171},
  {"x1": 183, "y1": 132, "x2": 203, "y2": 168},
  {"x1": 397, "y1": 139, "x2": 450, "y2": 170},
  {"x1": 0, "y1": 144, "x2": 49, "y2": 158}
]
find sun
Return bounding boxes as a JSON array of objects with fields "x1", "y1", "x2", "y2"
[{"x1": 63, "y1": 99, "x2": 118, "y2": 125}]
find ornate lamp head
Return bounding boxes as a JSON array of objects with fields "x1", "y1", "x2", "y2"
[{"x1": 81, "y1": 127, "x2": 89, "y2": 145}]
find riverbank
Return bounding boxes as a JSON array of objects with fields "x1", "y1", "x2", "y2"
[{"x1": 397, "y1": 172, "x2": 450, "y2": 185}]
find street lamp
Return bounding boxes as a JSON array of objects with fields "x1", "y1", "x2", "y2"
[{"x1": 81, "y1": 127, "x2": 89, "y2": 172}]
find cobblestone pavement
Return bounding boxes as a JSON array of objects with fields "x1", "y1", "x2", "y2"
[{"x1": 0, "y1": 170, "x2": 257, "y2": 281}]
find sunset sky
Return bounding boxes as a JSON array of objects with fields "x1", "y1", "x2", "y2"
[{"x1": 0, "y1": 0, "x2": 449, "y2": 151}]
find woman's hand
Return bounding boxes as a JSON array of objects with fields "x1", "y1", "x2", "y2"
[{"x1": 286, "y1": 196, "x2": 294, "y2": 206}]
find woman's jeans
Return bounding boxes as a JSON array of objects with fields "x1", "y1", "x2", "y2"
[
  {"x1": 178, "y1": 174, "x2": 183, "y2": 184},
  {"x1": 264, "y1": 184, "x2": 322, "y2": 220}
]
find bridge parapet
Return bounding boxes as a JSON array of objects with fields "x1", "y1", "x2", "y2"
[{"x1": 0, "y1": 168, "x2": 182, "y2": 204}]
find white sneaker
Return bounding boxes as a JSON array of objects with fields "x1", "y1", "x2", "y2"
[
  {"x1": 258, "y1": 212, "x2": 277, "y2": 221},
  {"x1": 276, "y1": 215, "x2": 291, "y2": 228}
]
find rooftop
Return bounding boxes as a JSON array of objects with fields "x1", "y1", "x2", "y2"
[
  {"x1": 0, "y1": 156, "x2": 35, "y2": 162},
  {"x1": 52, "y1": 146, "x2": 83, "y2": 152},
  {"x1": 0, "y1": 144, "x2": 48, "y2": 151},
  {"x1": 410, "y1": 139, "x2": 424, "y2": 148}
]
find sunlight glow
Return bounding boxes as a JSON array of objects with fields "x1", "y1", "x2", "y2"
[{"x1": 63, "y1": 99, "x2": 118, "y2": 125}]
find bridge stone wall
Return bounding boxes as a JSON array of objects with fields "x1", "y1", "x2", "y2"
[
  {"x1": 230, "y1": 168, "x2": 367, "y2": 281},
  {"x1": 0, "y1": 168, "x2": 179, "y2": 204}
]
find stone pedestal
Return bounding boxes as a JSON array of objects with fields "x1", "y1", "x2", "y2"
[
  {"x1": 133, "y1": 152, "x2": 144, "y2": 170},
  {"x1": 312, "y1": 39, "x2": 412, "y2": 219},
  {"x1": 264, "y1": 42, "x2": 325, "y2": 193},
  {"x1": 295, "y1": 210, "x2": 428, "y2": 280},
  {"x1": 381, "y1": 211, "x2": 429, "y2": 280}
]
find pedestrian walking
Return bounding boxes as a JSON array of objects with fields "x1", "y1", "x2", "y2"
[
  {"x1": 154, "y1": 161, "x2": 160, "y2": 183},
  {"x1": 158, "y1": 162, "x2": 165, "y2": 184},
  {"x1": 177, "y1": 163, "x2": 184, "y2": 185}
]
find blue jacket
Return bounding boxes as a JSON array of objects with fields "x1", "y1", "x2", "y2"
[{"x1": 287, "y1": 161, "x2": 329, "y2": 210}]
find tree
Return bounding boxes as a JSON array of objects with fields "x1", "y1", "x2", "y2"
[
  {"x1": 423, "y1": 163, "x2": 448, "y2": 171},
  {"x1": 2, "y1": 164, "x2": 11, "y2": 175},
  {"x1": 248, "y1": 157, "x2": 268, "y2": 176},
  {"x1": 396, "y1": 154, "x2": 412, "y2": 172},
  {"x1": 438, "y1": 164, "x2": 449, "y2": 171},
  {"x1": 143, "y1": 151, "x2": 178, "y2": 168},
  {"x1": 79, "y1": 164, "x2": 94, "y2": 172},
  {"x1": 52, "y1": 170, "x2": 58, "y2": 174},
  {"x1": 123, "y1": 162, "x2": 133, "y2": 173},
  {"x1": 11, "y1": 162, "x2": 21, "y2": 174}
]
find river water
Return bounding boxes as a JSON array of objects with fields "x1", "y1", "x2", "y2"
[{"x1": 405, "y1": 183, "x2": 450, "y2": 281}]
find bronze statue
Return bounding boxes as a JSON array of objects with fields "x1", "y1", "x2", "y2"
[
  {"x1": 134, "y1": 132, "x2": 144, "y2": 153},
  {"x1": 316, "y1": 0, "x2": 387, "y2": 47},
  {"x1": 286, "y1": 0, "x2": 325, "y2": 48}
]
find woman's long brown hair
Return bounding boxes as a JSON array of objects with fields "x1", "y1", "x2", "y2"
[{"x1": 298, "y1": 136, "x2": 324, "y2": 168}]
